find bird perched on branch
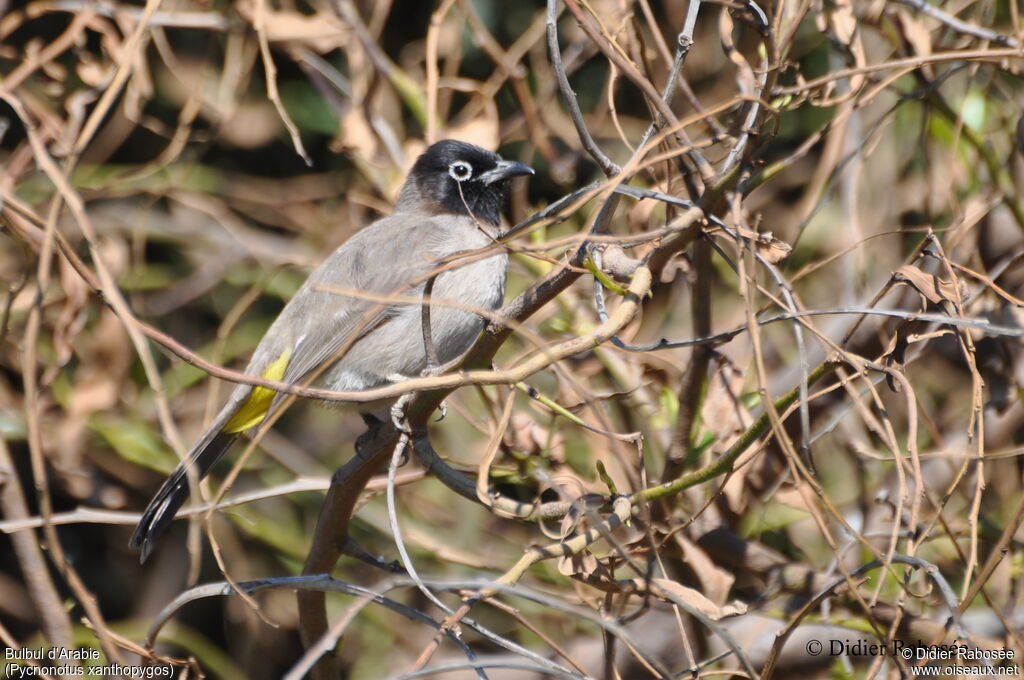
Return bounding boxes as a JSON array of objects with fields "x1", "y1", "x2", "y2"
[{"x1": 130, "y1": 140, "x2": 534, "y2": 562}]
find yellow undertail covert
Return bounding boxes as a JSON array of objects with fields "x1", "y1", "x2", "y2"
[{"x1": 223, "y1": 349, "x2": 292, "y2": 434}]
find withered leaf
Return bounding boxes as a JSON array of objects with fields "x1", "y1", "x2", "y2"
[
  {"x1": 894, "y1": 8, "x2": 933, "y2": 62},
  {"x1": 729, "y1": 225, "x2": 792, "y2": 265},
  {"x1": 672, "y1": 534, "x2": 735, "y2": 605},
  {"x1": 443, "y1": 98, "x2": 499, "y2": 152},
  {"x1": 651, "y1": 579, "x2": 747, "y2": 620},
  {"x1": 235, "y1": 0, "x2": 350, "y2": 52},
  {"x1": 881, "y1": 331, "x2": 908, "y2": 393},
  {"x1": 558, "y1": 549, "x2": 599, "y2": 577},
  {"x1": 893, "y1": 265, "x2": 967, "y2": 312}
]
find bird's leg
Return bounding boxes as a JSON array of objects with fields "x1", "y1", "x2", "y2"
[
  {"x1": 388, "y1": 392, "x2": 415, "y2": 466},
  {"x1": 412, "y1": 364, "x2": 450, "y2": 422},
  {"x1": 388, "y1": 391, "x2": 414, "y2": 431}
]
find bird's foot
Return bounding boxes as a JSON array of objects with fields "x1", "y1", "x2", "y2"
[
  {"x1": 411, "y1": 365, "x2": 449, "y2": 422},
  {"x1": 390, "y1": 392, "x2": 414, "y2": 433}
]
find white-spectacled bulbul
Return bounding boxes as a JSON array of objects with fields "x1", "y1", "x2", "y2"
[{"x1": 130, "y1": 139, "x2": 534, "y2": 562}]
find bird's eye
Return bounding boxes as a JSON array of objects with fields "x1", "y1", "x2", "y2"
[{"x1": 448, "y1": 161, "x2": 473, "y2": 181}]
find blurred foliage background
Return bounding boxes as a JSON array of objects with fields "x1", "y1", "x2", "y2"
[{"x1": 2, "y1": 0, "x2": 1024, "y2": 677}]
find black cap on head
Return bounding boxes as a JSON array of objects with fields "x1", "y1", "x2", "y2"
[{"x1": 398, "y1": 140, "x2": 534, "y2": 225}]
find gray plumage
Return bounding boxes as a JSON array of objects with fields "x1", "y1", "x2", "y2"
[{"x1": 130, "y1": 140, "x2": 533, "y2": 562}]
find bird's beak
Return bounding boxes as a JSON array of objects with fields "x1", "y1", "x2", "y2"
[{"x1": 480, "y1": 159, "x2": 535, "y2": 184}]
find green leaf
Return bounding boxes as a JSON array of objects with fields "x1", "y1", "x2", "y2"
[
  {"x1": 90, "y1": 414, "x2": 176, "y2": 474},
  {"x1": 741, "y1": 501, "x2": 810, "y2": 536},
  {"x1": 656, "y1": 386, "x2": 679, "y2": 429},
  {"x1": 282, "y1": 80, "x2": 341, "y2": 136},
  {"x1": 0, "y1": 407, "x2": 26, "y2": 440},
  {"x1": 961, "y1": 90, "x2": 987, "y2": 133},
  {"x1": 584, "y1": 257, "x2": 629, "y2": 296}
]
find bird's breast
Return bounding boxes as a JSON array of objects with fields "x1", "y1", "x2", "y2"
[
  {"x1": 314, "y1": 245, "x2": 506, "y2": 395},
  {"x1": 428, "y1": 248, "x2": 508, "y2": 349}
]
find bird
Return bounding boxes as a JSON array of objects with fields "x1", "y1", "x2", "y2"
[{"x1": 130, "y1": 139, "x2": 534, "y2": 562}]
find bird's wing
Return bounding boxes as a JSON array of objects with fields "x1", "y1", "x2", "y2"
[
  {"x1": 271, "y1": 213, "x2": 454, "y2": 399},
  {"x1": 130, "y1": 216, "x2": 447, "y2": 558}
]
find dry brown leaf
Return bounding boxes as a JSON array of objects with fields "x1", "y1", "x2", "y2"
[
  {"x1": 696, "y1": 527, "x2": 790, "y2": 579},
  {"x1": 771, "y1": 487, "x2": 816, "y2": 515},
  {"x1": 651, "y1": 579, "x2": 747, "y2": 620},
  {"x1": 721, "y1": 454, "x2": 755, "y2": 515},
  {"x1": 812, "y1": 0, "x2": 866, "y2": 97},
  {"x1": 756, "y1": 234, "x2": 792, "y2": 265},
  {"x1": 340, "y1": 108, "x2": 379, "y2": 169},
  {"x1": 828, "y1": 0, "x2": 857, "y2": 45},
  {"x1": 881, "y1": 331, "x2": 908, "y2": 393},
  {"x1": 893, "y1": 264, "x2": 967, "y2": 311},
  {"x1": 813, "y1": 0, "x2": 855, "y2": 44},
  {"x1": 509, "y1": 413, "x2": 566, "y2": 462},
  {"x1": 658, "y1": 251, "x2": 690, "y2": 284},
  {"x1": 76, "y1": 52, "x2": 112, "y2": 88},
  {"x1": 558, "y1": 549, "x2": 599, "y2": 577},
  {"x1": 56, "y1": 307, "x2": 131, "y2": 490},
  {"x1": 894, "y1": 8, "x2": 933, "y2": 61},
  {"x1": 442, "y1": 98, "x2": 499, "y2": 151},
  {"x1": 235, "y1": 0, "x2": 350, "y2": 53},
  {"x1": 222, "y1": 101, "x2": 281, "y2": 149},
  {"x1": 52, "y1": 253, "x2": 89, "y2": 367},
  {"x1": 627, "y1": 196, "x2": 658, "y2": 233},
  {"x1": 672, "y1": 534, "x2": 735, "y2": 605},
  {"x1": 701, "y1": 360, "x2": 749, "y2": 445},
  {"x1": 732, "y1": 226, "x2": 792, "y2": 265},
  {"x1": 555, "y1": 490, "x2": 603, "y2": 539}
]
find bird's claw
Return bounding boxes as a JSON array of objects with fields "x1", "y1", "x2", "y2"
[{"x1": 390, "y1": 393, "x2": 414, "y2": 432}]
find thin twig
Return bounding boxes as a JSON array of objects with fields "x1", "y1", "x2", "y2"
[
  {"x1": 893, "y1": 0, "x2": 1018, "y2": 46},
  {"x1": 546, "y1": 0, "x2": 621, "y2": 176}
]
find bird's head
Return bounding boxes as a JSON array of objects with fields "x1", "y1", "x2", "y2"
[{"x1": 397, "y1": 140, "x2": 534, "y2": 226}]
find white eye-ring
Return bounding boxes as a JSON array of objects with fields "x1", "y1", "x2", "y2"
[{"x1": 448, "y1": 160, "x2": 473, "y2": 181}]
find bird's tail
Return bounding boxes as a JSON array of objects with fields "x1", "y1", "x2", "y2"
[
  {"x1": 129, "y1": 430, "x2": 237, "y2": 563},
  {"x1": 130, "y1": 350, "x2": 292, "y2": 562}
]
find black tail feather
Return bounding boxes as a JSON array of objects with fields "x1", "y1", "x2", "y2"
[{"x1": 129, "y1": 431, "x2": 237, "y2": 563}]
